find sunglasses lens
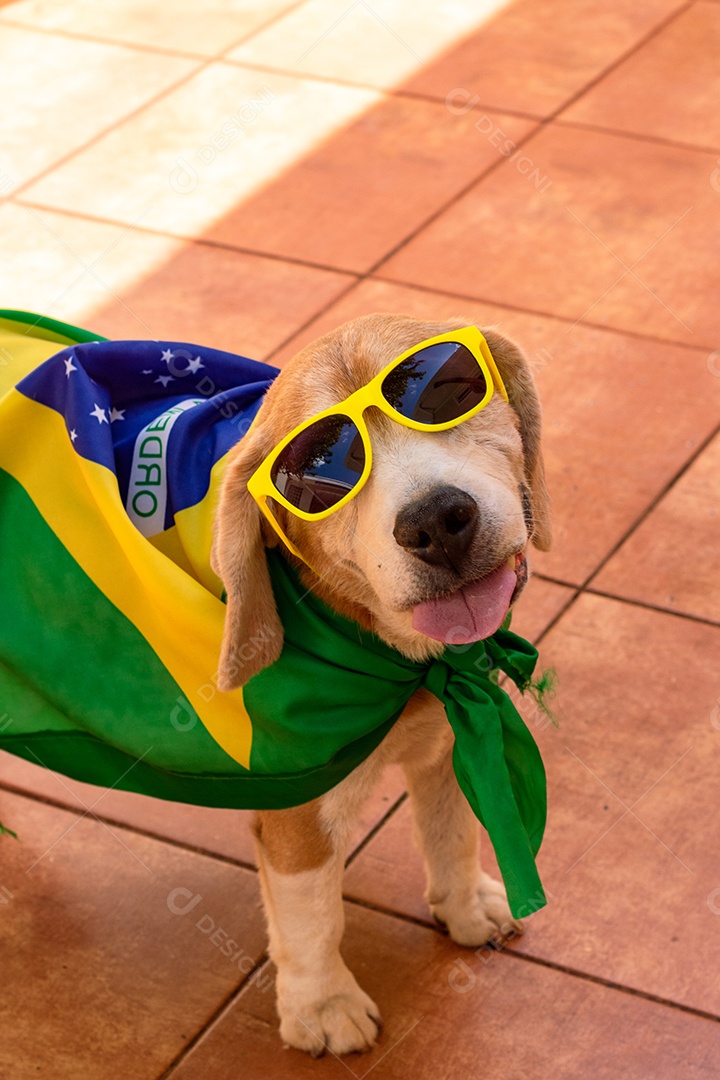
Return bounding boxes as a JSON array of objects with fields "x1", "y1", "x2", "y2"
[
  {"x1": 270, "y1": 414, "x2": 366, "y2": 513},
  {"x1": 381, "y1": 342, "x2": 488, "y2": 425}
]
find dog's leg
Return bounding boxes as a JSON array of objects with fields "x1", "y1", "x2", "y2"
[
  {"x1": 402, "y1": 729, "x2": 525, "y2": 948},
  {"x1": 254, "y1": 801, "x2": 381, "y2": 1057}
]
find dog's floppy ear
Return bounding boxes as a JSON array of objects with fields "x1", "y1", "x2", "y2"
[
  {"x1": 483, "y1": 327, "x2": 552, "y2": 551},
  {"x1": 211, "y1": 432, "x2": 284, "y2": 690}
]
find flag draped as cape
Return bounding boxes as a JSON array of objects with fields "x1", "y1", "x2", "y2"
[{"x1": 0, "y1": 311, "x2": 549, "y2": 917}]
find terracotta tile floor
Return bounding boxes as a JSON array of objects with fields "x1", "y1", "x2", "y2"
[{"x1": 1, "y1": 1, "x2": 719, "y2": 1076}]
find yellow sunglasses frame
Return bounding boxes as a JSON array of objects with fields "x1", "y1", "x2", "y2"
[{"x1": 247, "y1": 326, "x2": 508, "y2": 560}]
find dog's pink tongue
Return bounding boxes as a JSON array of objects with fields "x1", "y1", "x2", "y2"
[{"x1": 412, "y1": 565, "x2": 516, "y2": 645}]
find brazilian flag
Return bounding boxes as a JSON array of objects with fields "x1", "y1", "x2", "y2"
[
  {"x1": 0, "y1": 311, "x2": 550, "y2": 918},
  {"x1": 0, "y1": 311, "x2": 451, "y2": 808}
]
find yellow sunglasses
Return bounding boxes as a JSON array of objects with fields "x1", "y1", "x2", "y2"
[{"x1": 247, "y1": 326, "x2": 508, "y2": 560}]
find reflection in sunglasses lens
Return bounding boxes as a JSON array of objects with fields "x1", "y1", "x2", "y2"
[
  {"x1": 381, "y1": 342, "x2": 488, "y2": 425},
  {"x1": 271, "y1": 414, "x2": 365, "y2": 513}
]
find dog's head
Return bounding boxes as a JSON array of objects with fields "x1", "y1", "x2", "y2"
[{"x1": 212, "y1": 314, "x2": 551, "y2": 688}]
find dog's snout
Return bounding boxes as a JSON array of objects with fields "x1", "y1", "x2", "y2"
[{"x1": 393, "y1": 486, "x2": 478, "y2": 568}]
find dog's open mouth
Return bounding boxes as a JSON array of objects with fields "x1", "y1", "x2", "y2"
[{"x1": 411, "y1": 552, "x2": 527, "y2": 645}]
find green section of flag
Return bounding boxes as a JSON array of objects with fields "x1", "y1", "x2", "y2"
[
  {"x1": 0, "y1": 465, "x2": 223, "y2": 769},
  {"x1": 0, "y1": 467, "x2": 377, "y2": 807},
  {"x1": 0, "y1": 309, "x2": 106, "y2": 346}
]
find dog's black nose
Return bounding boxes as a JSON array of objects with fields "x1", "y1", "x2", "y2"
[{"x1": 393, "y1": 487, "x2": 479, "y2": 568}]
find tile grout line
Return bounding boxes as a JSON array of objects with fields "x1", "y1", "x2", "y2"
[
  {"x1": 359, "y1": 124, "x2": 548, "y2": 280},
  {"x1": 8, "y1": 12, "x2": 715, "y2": 355},
  {"x1": 2, "y1": 0, "x2": 313, "y2": 205},
  {"x1": 4, "y1": 0, "x2": 706, "y2": 376},
  {"x1": 5, "y1": 15, "x2": 711, "y2": 162},
  {"x1": 541, "y1": 1, "x2": 695, "y2": 125},
  {"x1": 149, "y1": 791, "x2": 410, "y2": 1074},
  {"x1": 268, "y1": 120, "x2": 716, "y2": 362},
  {"x1": 10, "y1": 765, "x2": 718, "y2": 1051},
  {"x1": 218, "y1": 53, "x2": 540, "y2": 123},
  {"x1": 4, "y1": 2, "x2": 710, "y2": 761},
  {"x1": 501, "y1": 946, "x2": 720, "y2": 1026},
  {"x1": 533, "y1": 571, "x2": 720, "y2": 631},
  {"x1": 260, "y1": 121, "x2": 556, "y2": 363},
  {"x1": 0, "y1": 0, "x2": 310, "y2": 63},
  {"x1": 19, "y1": 751, "x2": 714, "y2": 1067},
  {"x1": 327, "y1": 891, "x2": 720, "y2": 1027},
  {"x1": 319, "y1": 0, "x2": 697, "y2": 286},
  {"x1": 326, "y1": 1, "x2": 713, "y2": 355},
  {"x1": 5, "y1": 6, "x2": 709, "y2": 628},
  {"x1": 11, "y1": 195, "x2": 364, "y2": 278},
  {"x1": 530, "y1": 418, "x2": 720, "y2": 648},
  {"x1": 581, "y1": 587, "x2": 720, "y2": 629},
  {"x1": 155, "y1": 954, "x2": 274, "y2": 1080},
  {"x1": 13, "y1": 0, "x2": 690, "y2": 135},
  {"x1": 527, "y1": 586, "x2": 583, "y2": 650},
  {"x1": 0, "y1": 15, "x2": 211, "y2": 60},
  {"x1": 552, "y1": 115, "x2": 720, "y2": 159},
  {"x1": 158, "y1": 899, "x2": 720, "y2": 1077},
  {"x1": 154, "y1": 904, "x2": 720, "y2": 1077},
  {"x1": 345, "y1": 791, "x2": 408, "y2": 868},
  {"x1": 12, "y1": 185, "x2": 713, "y2": 355},
  {"x1": 221, "y1": 52, "x2": 720, "y2": 159},
  {"x1": 7, "y1": 71, "x2": 547, "y2": 349},
  {"x1": 0, "y1": 778, "x2": 412, "y2": 875},
  {"x1": 577, "y1": 418, "x2": 720, "y2": 595},
  {"x1": 367, "y1": 274, "x2": 716, "y2": 354},
  {"x1": 153, "y1": 789, "x2": 416, "y2": 1077},
  {"x1": 10, "y1": 126, "x2": 550, "y2": 342},
  {"x1": 11, "y1": 197, "x2": 714, "y2": 353},
  {"x1": 8, "y1": 68, "x2": 208, "y2": 204},
  {"x1": 0, "y1": 780, "x2": 263, "y2": 873},
  {"x1": 264, "y1": 276, "x2": 370, "y2": 364}
]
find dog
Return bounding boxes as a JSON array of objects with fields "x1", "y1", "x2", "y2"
[{"x1": 210, "y1": 312, "x2": 551, "y2": 1056}]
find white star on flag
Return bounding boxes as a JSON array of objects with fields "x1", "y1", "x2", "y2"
[
  {"x1": 155, "y1": 375, "x2": 174, "y2": 388},
  {"x1": 109, "y1": 407, "x2": 126, "y2": 423},
  {"x1": 90, "y1": 404, "x2": 108, "y2": 424},
  {"x1": 64, "y1": 357, "x2": 77, "y2": 378},
  {"x1": 69, "y1": 429, "x2": 78, "y2": 443},
  {"x1": 187, "y1": 356, "x2": 204, "y2": 374},
  {"x1": 161, "y1": 349, "x2": 174, "y2": 364},
  {"x1": 142, "y1": 369, "x2": 153, "y2": 375}
]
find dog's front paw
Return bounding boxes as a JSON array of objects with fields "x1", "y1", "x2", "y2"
[
  {"x1": 431, "y1": 871, "x2": 525, "y2": 948},
  {"x1": 278, "y1": 974, "x2": 381, "y2": 1057}
]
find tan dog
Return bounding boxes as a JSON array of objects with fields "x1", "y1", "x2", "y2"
[{"x1": 211, "y1": 313, "x2": 551, "y2": 1056}]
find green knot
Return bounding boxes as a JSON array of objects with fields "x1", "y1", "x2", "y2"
[
  {"x1": 418, "y1": 629, "x2": 550, "y2": 919},
  {"x1": 425, "y1": 638, "x2": 495, "y2": 699},
  {"x1": 424, "y1": 630, "x2": 558, "y2": 727}
]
